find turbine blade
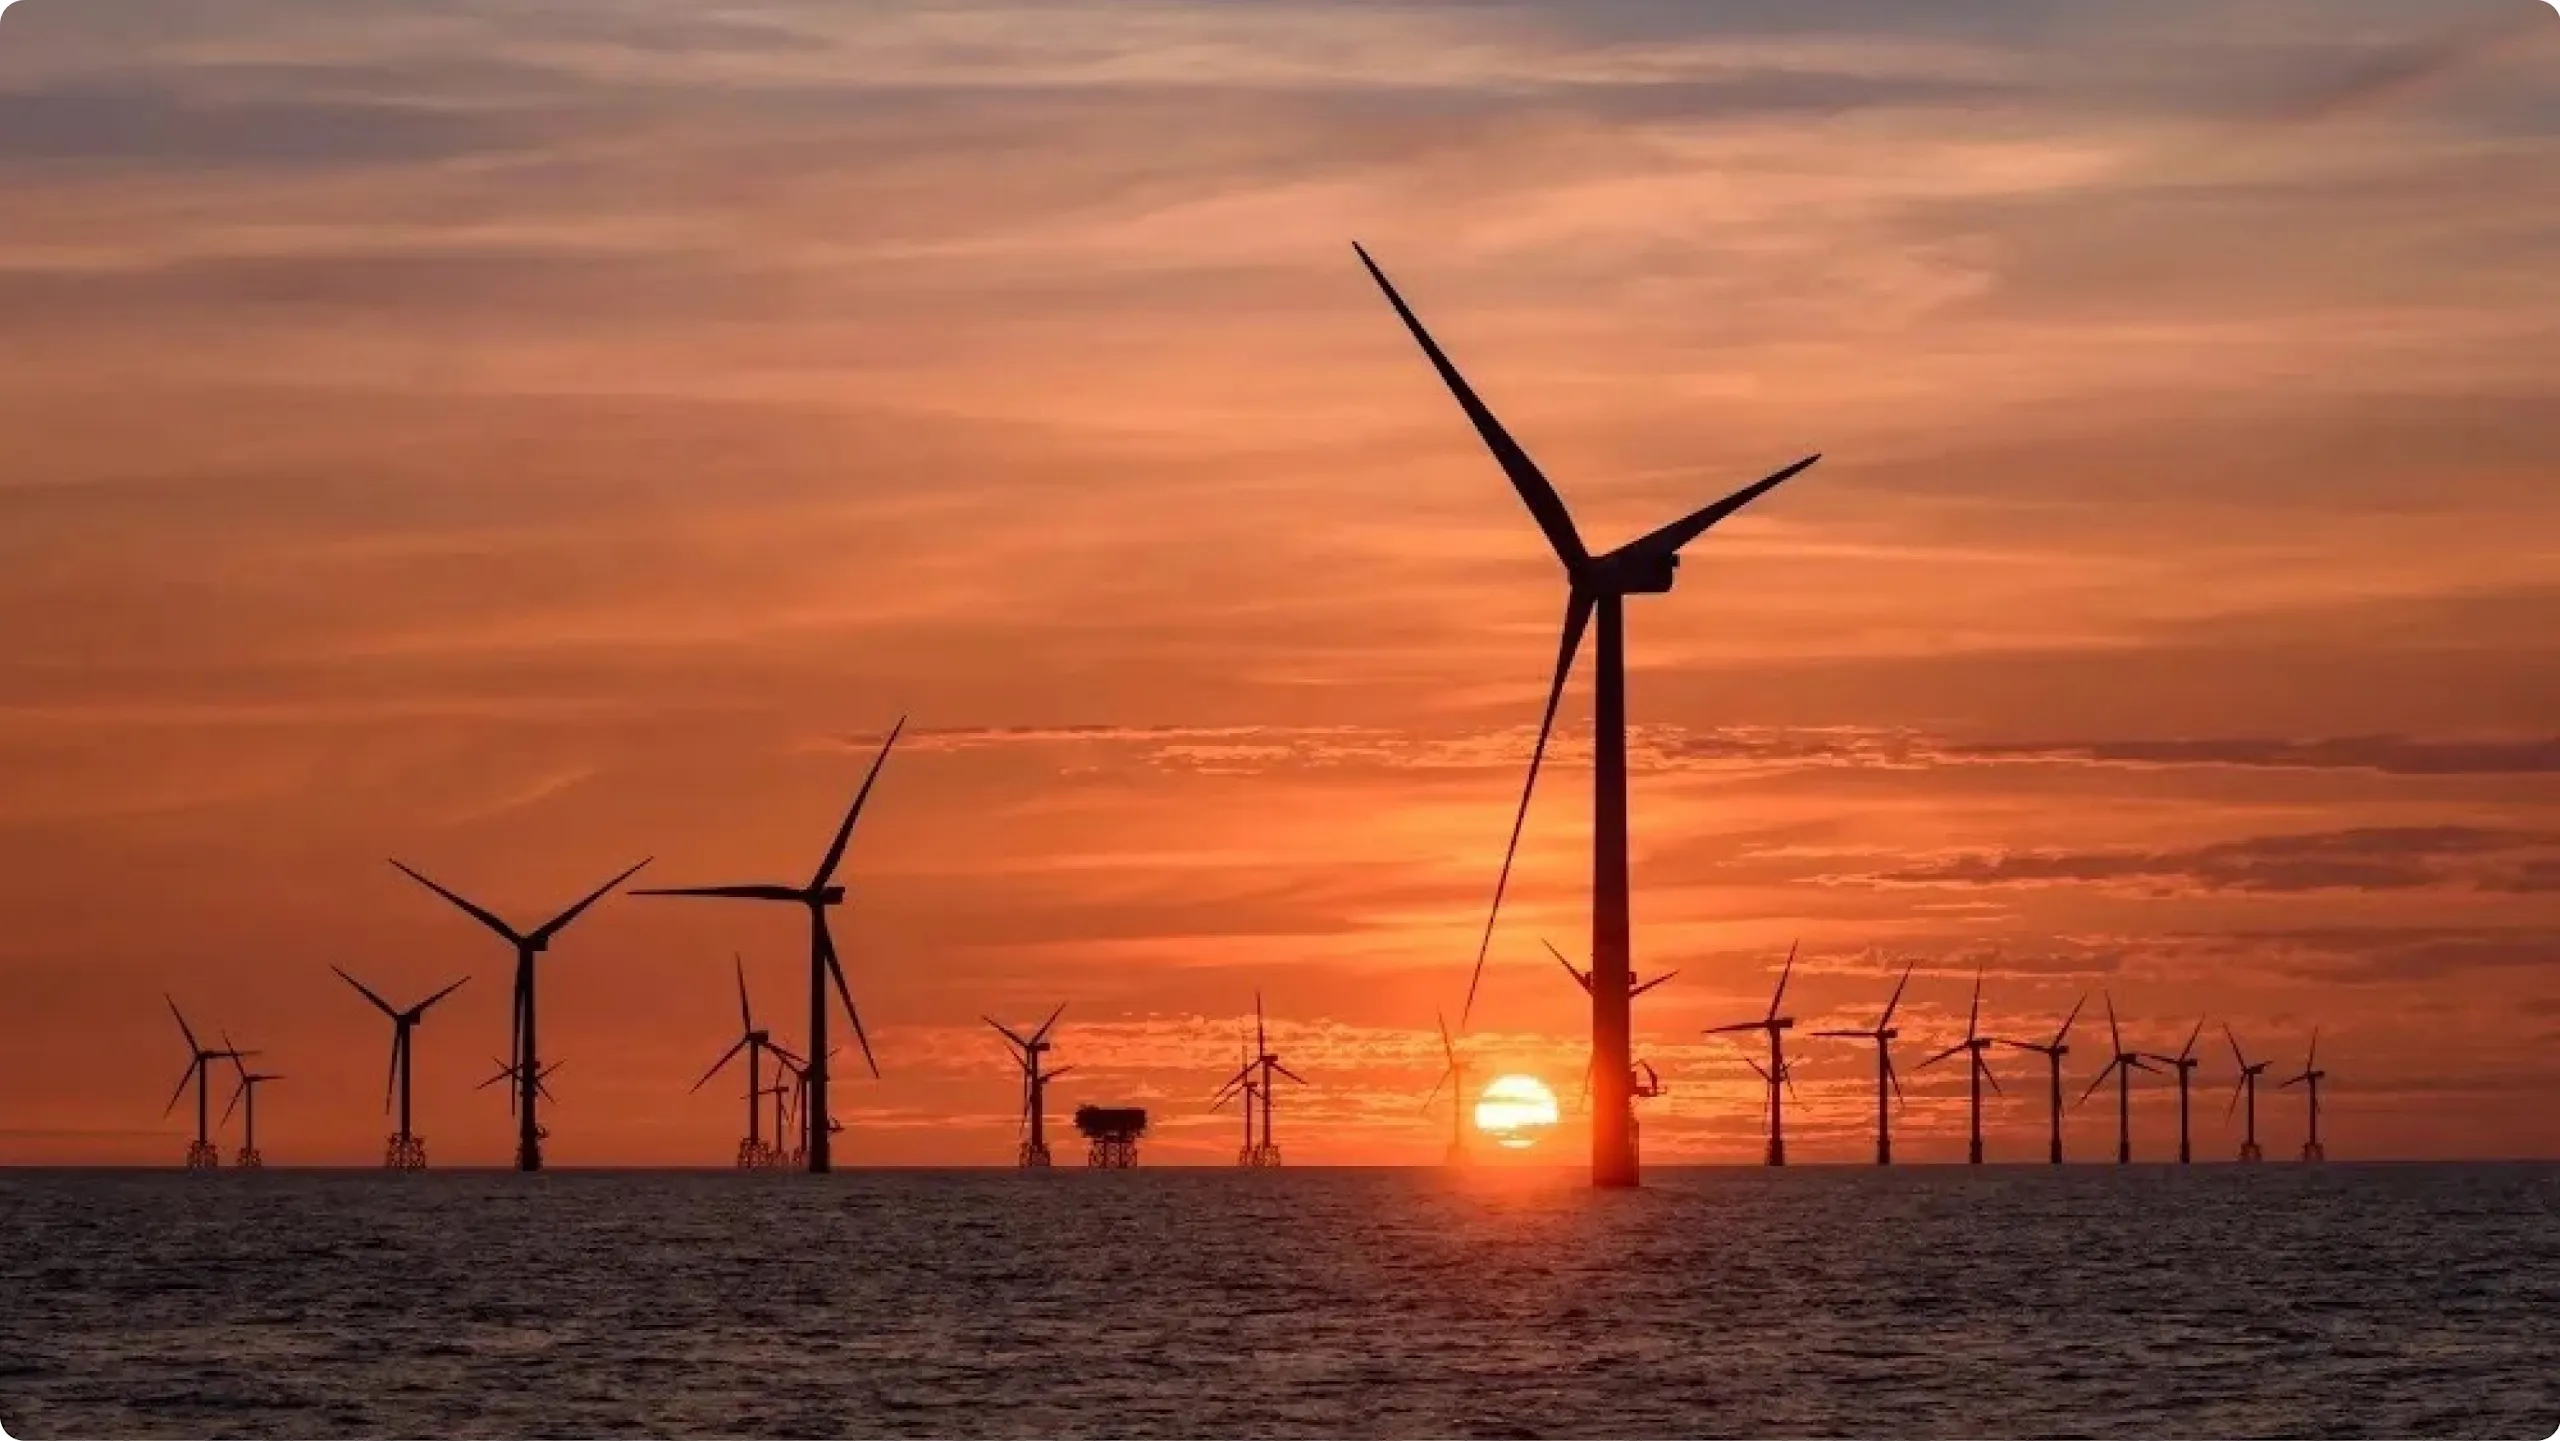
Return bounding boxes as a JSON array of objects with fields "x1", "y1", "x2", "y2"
[
  {"x1": 1578, "y1": 1053, "x2": 1593, "y2": 1115},
  {"x1": 1043, "y1": 1065, "x2": 1076, "y2": 1082},
  {"x1": 1744, "y1": 1057, "x2": 1771, "y2": 1083},
  {"x1": 1966, "y1": 968, "x2": 1983, "y2": 1041},
  {"x1": 2181, "y1": 1016, "x2": 2205, "y2": 1063},
  {"x1": 986, "y1": 1017, "x2": 1032, "y2": 1052},
  {"x1": 1886, "y1": 1054, "x2": 1907, "y2": 1109},
  {"x1": 163, "y1": 1062, "x2": 194, "y2": 1118},
  {"x1": 1918, "y1": 1041, "x2": 1965, "y2": 1069},
  {"x1": 384, "y1": 1031, "x2": 400, "y2": 1115},
  {"x1": 1463, "y1": 590, "x2": 1592, "y2": 1027},
  {"x1": 222, "y1": 1075, "x2": 246, "y2": 1126},
  {"x1": 812, "y1": 718, "x2": 905, "y2": 889},
  {"x1": 1031, "y1": 1002, "x2": 1068, "y2": 1047},
  {"x1": 1619, "y1": 453, "x2": 1823, "y2": 561},
  {"x1": 2076, "y1": 1059, "x2": 2118, "y2": 1108},
  {"x1": 165, "y1": 995, "x2": 199, "y2": 1055},
  {"x1": 417, "y1": 975, "x2": 470, "y2": 1014},
  {"x1": 1424, "y1": 1066, "x2": 1451, "y2": 1112},
  {"x1": 736, "y1": 954, "x2": 753, "y2": 1033},
  {"x1": 1810, "y1": 1029, "x2": 1870, "y2": 1039},
  {"x1": 1544, "y1": 938, "x2": 1592, "y2": 994},
  {"x1": 1256, "y1": 991, "x2": 1266, "y2": 1059},
  {"x1": 2226, "y1": 1077, "x2": 2246, "y2": 1120},
  {"x1": 1350, "y1": 243, "x2": 1588, "y2": 570},
  {"x1": 2055, "y1": 992, "x2": 2088, "y2": 1049},
  {"x1": 1274, "y1": 1062, "x2": 1309, "y2": 1086},
  {"x1": 390, "y1": 860, "x2": 524, "y2": 945},
  {"x1": 2307, "y1": 1025, "x2": 2320, "y2": 1072},
  {"x1": 330, "y1": 966, "x2": 398, "y2": 1018},
  {"x1": 631, "y1": 882, "x2": 806, "y2": 902},
  {"x1": 1704, "y1": 1021, "x2": 1767, "y2": 1036},
  {"x1": 1781, "y1": 1061, "x2": 1801, "y2": 1105},
  {"x1": 1768, "y1": 941, "x2": 1797, "y2": 1021},
  {"x1": 1630, "y1": 973, "x2": 1675, "y2": 998},
  {"x1": 2224, "y1": 1022, "x2": 2247, "y2": 1071},
  {"x1": 1977, "y1": 1053, "x2": 2004, "y2": 1096},
  {"x1": 1436, "y1": 1009, "x2": 1457, "y2": 1070},
  {"x1": 2106, "y1": 992, "x2": 2122, "y2": 1054},
  {"x1": 691, "y1": 1037, "x2": 748, "y2": 1094},
  {"x1": 530, "y1": 857, "x2": 651, "y2": 943},
  {"x1": 1881, "y1": 960, "x2": 1915, "y2": 1029},
  {"x1": 819, "y1": 923, "x2": 881, "y2": 1080}
]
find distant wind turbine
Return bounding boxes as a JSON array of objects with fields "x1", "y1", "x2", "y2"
[
  {"x1": 2224, "y1": 1024, "x2": 2270, "y2": 1162},
  {"x1": 1355, "y1": 243, "x2": 1818, "y2": 1188},
  {"x1": 1813, "y1": 961, "x2": 1915, "y2": 1166},
  {"x1": 1917, "y1": 969, "x2": 2002, "y2": 1165},
  {"x1": 2077, "y1": 993, "x2": 2157, "y2": 1164},
  {"x1": 2141, "y1": 1018, "x2": 2208, "y2": 1165},
  {"x1": 164, "y1": 997, "x2": 249, "y2": 1170},
  {"x1": 987, "y1": 1003, "x2": 1070, "y2": 1168},
  {"x1": 332, "y1": 966, "x2": 468, "y2": 1170},
  {"x1": 1994, "y1": 993, "x2": 2086, "y2": 1165},
  {"x1": 1706, "y1": 943, "x2": 1799, "y2": 1167},
  {"x1": 2281, "y1": 1027, "x2": 2328, "y2": 1162}
]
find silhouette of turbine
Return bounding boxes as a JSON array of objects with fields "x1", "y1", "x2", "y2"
[
  {"x1": 1423, "y1": 1009, "x2": 1471, "y2": 1166},
  {"x1": 2282, "y1": 1027, "x2": 2327, "y2": 1162},
  {"x1": 2225, "y1": 1023, "x2": 2271, "y2": 1162},
  {"x1": 2077, "y1": 993, "x2": 2157, "y2": 1164},
  {"x1": 332, "y1": 966, "x2": 467, "y2": 1170},
  {"x1": 1706, "y1": 943, "x2": 1799, "y2": 1167},
  {"x1": 1917, "y1": 969, "x2": 2003, "y2": 1164},
  {"x1": 634, "y1": 719, "x2": 903, "y2": 1173},
  {"x1": 1211, "y1": 1030, "x2": 1259, "y2": 1164},
  {"x1": 391, "y1": 857, "x2": 647, "y2": 1172},
  {"x1": 164, "y1": 996, "x2": 249, "y2": 1170},
  {"x1": 1994, "y1": 993, "x2": 2087, "y2": 1165},
  {"x1": 1813, "y1": 961, "x2": 1915, "y2": 1165},
  {"x1": 987, "y1": 1003, "x2": 1070, "y2": 1168},
  {"x1": 2141, "y1": 1017, "x2": 2208, "y2": 1165},
  {"x1": 220, "y1": 1037, "x2": 281, "y2": 1169},
  {"x1": 1211, "y1": 994, "x2": 1303, "y2": 1167},
  {"x1": 1355, "y1": 243, "x2": 1818, "y2": 1188},
  {"x1": 479, "y1": 1055, "x2": 562, "y2": 1110},
  {"x1": 1546, "y1": 938, "x2": 1674, "y2": 1119},
  {"x1": 692, "y1": 955, "x2": 788, "y2": 1169}
]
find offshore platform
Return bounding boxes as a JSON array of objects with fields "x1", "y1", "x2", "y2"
[{"x1": 1074, "y1": 1105, "x2": 1146, "y2": 1167}]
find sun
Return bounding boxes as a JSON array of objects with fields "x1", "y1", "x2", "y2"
[{"x1": 1473, "y1": 1074, "x2": 1560, "y2": 1150}]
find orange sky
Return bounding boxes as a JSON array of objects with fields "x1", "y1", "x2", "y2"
[{"x1": 1, "y1": 0, "x2": 2556, "y2": 1167}]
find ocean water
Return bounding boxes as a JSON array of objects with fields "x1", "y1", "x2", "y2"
[{"x1": 2, "y1": 1164, "x2": 2553, "y2": 1439}]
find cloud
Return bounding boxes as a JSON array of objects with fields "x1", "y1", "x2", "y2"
[
  {"x1": 1851, "y1": 827, "x2": 2560, "y2": 895},
  {"x1": 1948, "y1": 734, "x2": 2560, "y2": 777}
]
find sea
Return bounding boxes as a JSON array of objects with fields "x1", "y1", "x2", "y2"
[{"x1": 2, "y1": 1164, "x2": 2553, "y2": 1439}]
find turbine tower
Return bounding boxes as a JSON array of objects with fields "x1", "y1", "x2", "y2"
[
  {"x1": 691, "y1": 955, "x2": 787, "y2": 1169},
  {"x1": 332, "y1": 966, "x2": 468, "y2": 1169},
  {"x1": 1424, "y1": 1010, "x2": 1469, "y2": 1165},
  {"x1": 1994, "y1": 994, "x2": 2086, "y2": 1165},
  {"x1": 163, "y1": 997, "x2": 248, "y2": 1170},
  {"x1": 2141, "y1": 1018, "x2": 2208, "y2": 1165},
  {"x1": 2282, "y1": 1027, "x2": 2327, "y2": 1162},
  {"x1": 987, "y1": 1004, "x2": 1070, "y2": 1168},
  {"x1": 1355, "y1": 243, "x2": 1819, "y2": 1188},
  {"x1": 221, "y1": 1040, "x2": 281, "y2": 1169},
  {"x1": 1917, "y1": 969, "x2": 2002, "y2": 1165},
  {"x1": 2076, "y1": 994, "x2": 2157, "y2": 1164},
  {"x1": 1812, "y1": 961, "x2": 1915, "y2": 1165},
  {"x1": 634, "y1": 719, "x2": 903, "y2": 1173},
  {"x1": 2224, "y1": 1023, "x2": 2270, "y2": 1162},
  {"x1": 1706, "y1": 943, "x2": 1799, "y2": 1167},
  {"x1": 391, "y1": 857, "x2": 648, "y2": 1172}
]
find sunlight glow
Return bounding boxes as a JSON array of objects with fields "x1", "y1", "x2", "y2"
[{"x1": 1473, "y1": 1074, "x2": 1559, "y2": 1150}]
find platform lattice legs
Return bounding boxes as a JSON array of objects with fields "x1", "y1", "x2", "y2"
[
  {"x1": 1240, "y1": 1142, "x2": 1282, "y2": 1167},
  {"x1": 1019, "y1": 1140, "x2": 1052, "y2": 1168},
  {"x1": 1086, "y1": 1138, "x2": 1138, "y2": 1168},
  {"x1": 234, "y1": 1147, "x2": 263, "y2": 1169},
  {"x1": 185, "y1": 1140, "x2": 221, "y2": 1170},
  {"x1": 384, "y1": 1134, "x2": 429, "y2": 1170}
]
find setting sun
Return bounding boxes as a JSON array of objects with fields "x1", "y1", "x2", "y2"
[{"x1": 1474, "y1": 1074, "x2": 1560, "y2": 1150}]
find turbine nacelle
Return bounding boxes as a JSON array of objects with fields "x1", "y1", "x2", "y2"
[{"x1": 1582, "y1": 548, "x2": 1678, "y2": 596}]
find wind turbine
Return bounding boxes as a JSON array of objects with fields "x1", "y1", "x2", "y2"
[
  {"x1": 1813, "y1": 961, "x2": 1914, "y2": 1165},
  {"x1": 331, "y1": 966, "x2": 468, "y2": 1170},
  {"x1": 2142, "y1": 1017, "x2": 2208, "y2": 1165},
  {"x1": 2076, "y1": 993, "x2": 2157, "y2": 1164},
  {"x1": 2225, "y1": 1024, "x2": 2270, "y2": 1162},
  {"x1": 221, "y1": 1039, "x2": 281, "y2": 1169},
  {"x1": 1547, "y1": 938, "x2": 1674, "y2": 1122},
  {"x1": 1355, "y1": 244, "x2": 1819, "y2": 1188},
  {"x1": 163, "y1": 997, "x2": 248, "y2": 1169},
  {"x1": 1917, "y1": 969, "x2": 2002, "y2": 1165},
  {"x1": 1706, "y1": 943, "x2": 1799, "y2": 1167},
  {"x1": 633, "y1": 719, "x2": 904, "y2": 1173},
  {"x1": 2282, "y1": 1027, "x2": 2327, "y2": 1162},
  {"x1": 391, "y1": 857, "x2": 648, "y2": 1172},
  {"x1": 1212, "y1": 994, "x2": 1304, "y2": 1166},
  {"x1": 477, "y1": 1054, "x2": 564, "y2": 1154},
  {"x1": 1994, "y1": 993, "x2": 2086, "y2": 1165},
  {"x1": 987, "y1": 1004, "x2": 1070, "y2": 1168},
  {"x1": 692, "y1": 955, "x2": 788, "y2": 1169},
  {"x1": 1424, "y1": 1009, "x2": 1469, "y2": 1165},
  {"x1": 1211, "y1": 1030, "x2": 1259, "y2": 1163}
]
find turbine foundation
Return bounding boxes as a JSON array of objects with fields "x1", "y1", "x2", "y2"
[
  {"x1": 1018, "y1": 1140, "x2": 1053, "y2": 1168},
  {"x1": 384, "y1": 1133, "x2": 429, "y2": 1170},
  {"x1": 2300, "y1": 1140, "x2": 2325, "y2": 1162},
  {"x1": 2239, "y1": 1141, "x2": 2263, "y2": 1162},
  {"x1": 185, "y1": 1140, "x2": 221, "y2": 1170},
  {"x1": 234, "y1": 1146, "x2": 263, "y2": 1169}
]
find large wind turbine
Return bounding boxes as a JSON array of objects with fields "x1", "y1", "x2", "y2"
[
  {"x1": 2141, "y1": 1017, "x2": 2207, "y2": 1165},
  {"x1": 1211, "y1": 994, "x2": 1304, "y2": 1167},
  {"x1": 2224, "y1": 1023, "x2": 2270, "y2": 1162},
  {"x1": 1994, "y1": 994, "x2": 2086, "y2": 1165},
  {"x1": 1355, "y1": 244, "x2": 1819, "y2": 1188},
  {"x1": 2077, "y1": 993, "x2": 2157, "y2": 1164},
  {"x1": 1917, "y1": 969, "x2": 2002, "y2": 1165},
  {"x1": 634, "y1": 719, "x2": 904, "y2": 1173},
  {"x1": 1705, "y1": 943, "x2": 1799, "y2": 1167},
  {"x1": 390, "y1": 857, "x2": 648, "y2": 1172},
  {"x1": 1813, "y1": 961, "x2": 1915, "y2": 1165},
  {"x1": 987, "y1": 1003, "x2": 1070, "y2": 1168},
  {"x1": 332, "y1": 966, "x2": 468, "y2": 1169}
]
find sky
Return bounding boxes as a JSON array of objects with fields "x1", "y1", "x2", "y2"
[{"x1": 0, "y1": 0, "x2": 2555, "y2": 1167}]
